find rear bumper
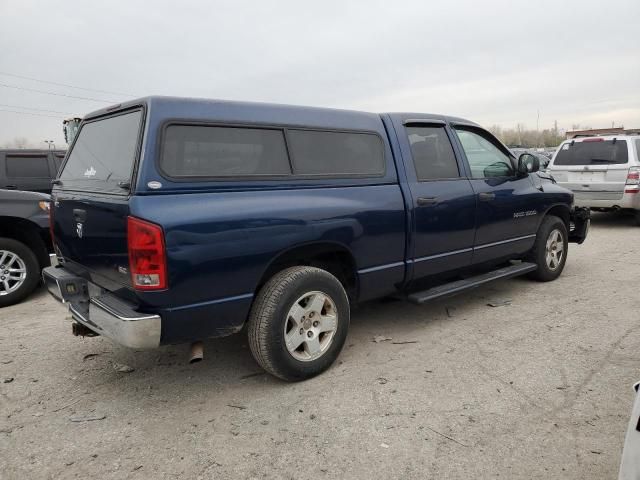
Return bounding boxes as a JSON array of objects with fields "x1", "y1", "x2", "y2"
[
  {"x1": 42, "y1": 266, "x2": 161, "y2": 349},
  {"x1": 569, "y1": 207, "x2": 590, "y2": 244},
  {"x1": 572, "y1": 191, "x2": 640, "y2": 209}
]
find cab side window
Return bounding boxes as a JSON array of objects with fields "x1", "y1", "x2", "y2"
[
  {"x1": 455, "y1": 128, "x2": 514, "y2": 178},
  {"x1": 406, "y1": 126, "x2": 459, "y2": 180}
]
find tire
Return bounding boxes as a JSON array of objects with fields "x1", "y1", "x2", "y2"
[
  {"x1": 247, "y1": 266, "x2": 350, "y2": 381},
  {"x1": 0, "y1": 237, "x2": 40, "y2": 308},
  {"x1": 526, "y1": 216, "x2": 569, "y2": 282}
]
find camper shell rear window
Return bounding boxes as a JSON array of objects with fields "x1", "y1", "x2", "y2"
[{"x1": 59, "y1": 109, "x2": 143, "y2": 193}]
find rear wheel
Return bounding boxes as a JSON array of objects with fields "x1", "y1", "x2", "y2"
[
  {"x1": 247, "y1": 266, "x2": 350, "y2": 381},
  {"x1": 0, "y1": 238, "x2": 40, "y2": 307},
  {"x1": 526, "y1": 216, "x2": 568, "y2": 282}
]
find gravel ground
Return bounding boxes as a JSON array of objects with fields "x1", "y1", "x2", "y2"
[{"x1": 1, "y1": 212, "x2": 638, "y2": 479}]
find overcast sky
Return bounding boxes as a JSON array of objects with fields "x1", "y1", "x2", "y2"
[{"x1": 0, "y1": 0, "x2": 638, "y2": 147}]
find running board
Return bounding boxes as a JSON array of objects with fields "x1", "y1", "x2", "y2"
[{"x1": 407, "y1": 262, "x2": 537, "y2": 305}]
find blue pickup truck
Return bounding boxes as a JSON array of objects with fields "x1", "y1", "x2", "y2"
[{"x1": 43, "y1": 96, "x2": 589, "y2": 381}]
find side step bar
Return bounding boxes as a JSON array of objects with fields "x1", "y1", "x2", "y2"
[{"x1": 407, "y1": 262, "x2": 537, "y2": 305}]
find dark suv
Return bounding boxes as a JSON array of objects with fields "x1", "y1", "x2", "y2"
[
  {"x1": 43, "y1": 96, "x2": 589, "y2": 381},
  {"x1": 0, "y1": 149, "x2": 66, "y2": 194},
  {"x1": 0, "y1": 189, "x2": 52, "y2": 306}
]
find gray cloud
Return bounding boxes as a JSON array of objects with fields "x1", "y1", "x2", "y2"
[{"x1": 0, "y1": 0, "x2": 638, "y2": 146}]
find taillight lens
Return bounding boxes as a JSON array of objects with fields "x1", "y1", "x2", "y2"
[
  {"x1": 127, "y1": 216, "x2": 167, "y2": 290},
  {"x1": 625, "y1": 167, "x2": 640, "y2": 194}
]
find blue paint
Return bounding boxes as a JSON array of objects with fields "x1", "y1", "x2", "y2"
[{"x1": 51, "y1": 96, "x2": 581, "y2": 345}]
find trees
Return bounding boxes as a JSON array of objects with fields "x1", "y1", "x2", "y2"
[{"x1": 489, "y1": 123, "x2": 565, "y2": 148}]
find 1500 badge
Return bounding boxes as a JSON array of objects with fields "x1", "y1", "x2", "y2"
[{"x1": 513, "y1": 210, "x2": 537, "y2": 218}]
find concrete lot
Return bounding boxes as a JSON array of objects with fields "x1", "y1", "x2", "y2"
[{"x1": 1, "y1": 212, "x2": 638, "y2": 479}]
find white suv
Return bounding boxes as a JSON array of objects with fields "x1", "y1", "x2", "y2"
[{"x1": 547, "y1": 135, "x2": 640, "y2": 225}]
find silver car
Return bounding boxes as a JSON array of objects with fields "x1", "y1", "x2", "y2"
[{"x1": 547, "y1": 135, "x2": 640, "y2": 225}]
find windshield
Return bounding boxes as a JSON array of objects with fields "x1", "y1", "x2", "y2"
[
  {"x1": 59, "y1": 110, "x2": 142, "y2": 193},
  {"x1": 554, "y1": 140, "x2": 628, "y2": 166}
]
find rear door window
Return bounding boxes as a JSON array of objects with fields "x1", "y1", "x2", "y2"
[
  {"x1": 406, "y1": 126, "x2": 459, "y2": 180},
  {"x1": 554, "y1": 140, "x2": 628, "y2": 166},
  {"x1": 288, "y1": 129, "x2": 384, "y2": 176},
  {"x1": 161, "y1": 125, "x2": 291, "y2": 178},
  {"x1": 59, "y1": 110, "x2": 143, "y2": 193},
  {"x1": 6, "y1": 155, "x2": 50, "y2": 178}
]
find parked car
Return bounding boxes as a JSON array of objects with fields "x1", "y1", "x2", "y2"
[
  {"x1": 0, "y1": 149, "x2": 66, "y2": 194},
  {"x1": 619, "y1": 381, "x2": 640, "y2": 479},
  {"x1": 0, "y1": 189, "x2": 52, "y2": 306},
  {"x1": 547, "y1": 135, "x2": 640, "y2": 225},
  {"x1": 43, "y1": 96, "x2": 589, "y2": 381}
]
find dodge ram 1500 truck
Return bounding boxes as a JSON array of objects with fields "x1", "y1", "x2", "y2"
[{"x1": 43, "y1": 97, "x2": 589, "y2": 381}]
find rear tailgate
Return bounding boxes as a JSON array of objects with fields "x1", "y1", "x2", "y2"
[
  {"x1": 52, "y1": 108, "x2": 144, "y2": 290},
  {"x1": 549, "y1": 139, "x2": 629, "y2": 200}
]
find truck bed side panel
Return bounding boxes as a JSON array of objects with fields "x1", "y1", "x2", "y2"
[{"x1": 129, "y1": 185, "x2": 406, "y2": 343}]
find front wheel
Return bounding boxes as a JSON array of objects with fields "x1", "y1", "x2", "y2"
[
  {"x1": 247, "y1": 266, "x2": 350, "y2": 381},
  {"x1": 0, "y1": 238, "x2": 40, "y2": 307},
  {"x1": 526, "y1": 216, "x2": 569, "y2": 282}
]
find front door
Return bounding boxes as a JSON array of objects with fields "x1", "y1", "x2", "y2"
[
  {"x1": 452, "y1": 126, "x2": 540, "y2": 264},
  {"x1": 396, "y1": 120, "x2": 477, "y2": 280}
]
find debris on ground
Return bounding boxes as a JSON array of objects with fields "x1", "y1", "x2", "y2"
[
  {"x1": 83, "y1": 353, "x2": 100, "y2": 361},
  {"x1": 113, "y1": 363, "x2": 135, "y2": 373},
  {"x1": 487, "y1": 299, "x2": 512, "y2": 308},
  {"x1": 3, "y1": 377, "x2": 14, "y2": 383},
  {"x1": 391, "y1": 340, "x2": 418, "y2": 345},
  {"x1": 380, "y1": 443, "x2": 390, "y2": 448},
  {"x1": 377, "y1": 377, "x2": 388, "y2": 385},
  {"x1": 227, "y1": 404, "x2": 247, "y2": 410},
  {"x1": 372, "y1": 335, "x2": 392, "y2": 343},
  {"x1": 69, "y1": 414, "x2": 106, "y2": 423}
]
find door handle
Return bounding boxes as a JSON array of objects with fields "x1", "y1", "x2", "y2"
[
  {"x1": 417, "y1": 196, "x2": 438, "y2": 206},
  {"x1": 73, "y1": 209, "x2": 87, "y2": 222},
  {"x1": 478, "y1": 192, "x2": 495, "y2": 202}
]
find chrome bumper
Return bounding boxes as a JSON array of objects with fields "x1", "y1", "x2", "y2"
[{"x1": 42, "y1": 266, "x2": 161, "y2": 349}]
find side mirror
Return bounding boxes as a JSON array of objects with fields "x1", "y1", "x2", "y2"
[{"x1": 517, "y1": 153, "x2": 540, "y2": 175}]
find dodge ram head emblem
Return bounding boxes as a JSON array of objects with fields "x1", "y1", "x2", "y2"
[{"x1": 76, "y1": 222, "x2": 83, "y2": 238}]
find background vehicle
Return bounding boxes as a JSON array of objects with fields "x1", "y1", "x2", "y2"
[
  {"x1": 43, "y1": 97, "x2": 589, "y2": 381},
  {"x1": 547, "y1": 135, "x2": 640, "y2": 225},
  {"x1": 619, "y1": 381, "x2": 640, "y2": 479},
  {"x1": 0, "y1": 189, "x2": 52, "y2": 307},
  {"x1": 0, "y1": 149, "x2": 66, "y2": 194}
]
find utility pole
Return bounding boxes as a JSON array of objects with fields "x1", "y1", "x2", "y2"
[
  {"x1": 536, "y1": 110, "x2": 540, "y2": 148},
  {"x1": 44, "y1": 140, "x2": 55, "y2": 151}
]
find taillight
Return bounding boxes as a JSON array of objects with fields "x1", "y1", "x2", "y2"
[
  {"x1": 625, "y1": 167, "x2": 640, "y2": 194},
  {"x1": 127, "y1": 216, "x2": 167, "y2": 290}
]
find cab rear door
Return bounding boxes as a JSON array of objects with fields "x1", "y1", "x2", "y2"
[{"x1": 391, "y1": 117, "x2": 477, "y2": 280}]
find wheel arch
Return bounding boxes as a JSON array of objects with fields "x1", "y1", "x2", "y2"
[
  {"x1": 0, "y1": 216, "x2": 50, "y2": 269},
  {"x1": 541, "y1": 204, "x2": 571, "y2": 230},
  {"x1": 256, "y1": 241, "x2": 359, "y2": 302}
]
